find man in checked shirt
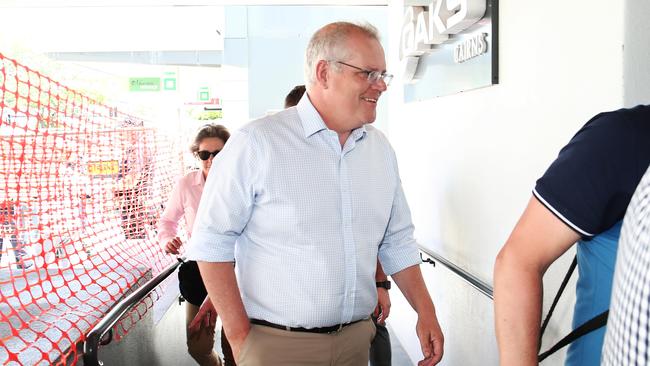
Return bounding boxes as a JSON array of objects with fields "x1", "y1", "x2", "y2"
[{"x1": 187, "y1": 21, "x2": 444, "y2": 366}]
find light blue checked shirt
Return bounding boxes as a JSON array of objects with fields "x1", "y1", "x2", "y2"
[
  {"x1": 602, "y1": 165, "x2": 650, "y2": 366},
  {"x1": 187, "y1": 95, "x2": 421, "y2": 328}
]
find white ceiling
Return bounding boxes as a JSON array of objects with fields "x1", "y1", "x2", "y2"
[
  {"x1": 0, "y1": 6, "x2": 226, "y2": 53},
  {"x1": 0, "y1": 0, "x2": 388, "y2": 7}
]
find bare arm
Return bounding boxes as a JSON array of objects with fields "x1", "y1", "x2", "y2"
[
  {"x1": 392, "y1": 264, "x2": 444, "y2": 365},
  {"x1": 376, "y1": 258, "x2": 387, "y2": 282},
  {"x1": 493, "y1": 196, "x2": 580, "y2": 366},
  {"x1": 197, "y1": 261, "x2": 249, "y2": 360}
]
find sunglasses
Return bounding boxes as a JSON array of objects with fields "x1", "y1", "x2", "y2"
[{"x1": 197, "y1": 150, "x2": 220, "y2": 161}]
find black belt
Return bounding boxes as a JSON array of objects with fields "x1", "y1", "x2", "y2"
[{"x1": 250, "y1": 318, "x2": 366, "y2": 334}]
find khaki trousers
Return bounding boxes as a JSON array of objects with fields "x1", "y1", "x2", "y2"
[
  {"x1": 186, "y1": 302, "x2": 222, "y2": 366},
  {"x1": 238, "y1": 318, "x2": 376, "y2": 366}
]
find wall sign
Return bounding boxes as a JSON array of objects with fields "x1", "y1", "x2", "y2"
[
  {"x1": 400, "y1": 0, "x2": 498, "y2": 101},
  {"x1": 128, "y1": 77, "x2": 161, "y2": 92},
  {"x1": 87, "y1": 160, "x2": 119, "y2": 176}
]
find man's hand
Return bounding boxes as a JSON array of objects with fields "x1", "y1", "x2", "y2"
[
  {"x1": 188, "y1": 298, "x2": 217, "y2": 336},
  {"x1": 392, "y1": 265, "x2": 444, "y2": 365},
  {"x1": 164, "y1": 237, "x2": 182, "y2": 254},
  {"x1": 415, "y1": 313, "x2": 444, "y2": 365},
  {"x1": 374, "y1": 287, "x2": 391, "y2": 324},
  {"x1": 197, "y1": 261, "x2": 250, "y2": 362}
]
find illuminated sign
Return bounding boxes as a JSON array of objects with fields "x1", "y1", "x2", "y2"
[
  {"x1": 400, "y1": 0, "x2": 487, "y2": 82},
  {"x1": 129, "y1": 77, "x2": 161, "y2": 92}
]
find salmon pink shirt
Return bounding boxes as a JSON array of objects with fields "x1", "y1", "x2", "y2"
[{"x1": 157, "y1": 169, "x2": 205, "y2": 247}]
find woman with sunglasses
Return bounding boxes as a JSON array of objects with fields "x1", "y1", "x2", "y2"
[{"x1": 157, "y1": 124, "x2": 234, "y2": 366}]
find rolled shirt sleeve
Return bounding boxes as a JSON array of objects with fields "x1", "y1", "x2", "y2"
[
  {"x1": 186, "y1": 130, "x2": 259, "y2": 262},
  {"x1": 378, "y1": 179, "x2": 422, "y2": 276}
]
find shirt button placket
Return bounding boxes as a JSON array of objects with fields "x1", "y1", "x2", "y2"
[{"x1": 339, "y1": 152, "x2": 356, "y2": 323}]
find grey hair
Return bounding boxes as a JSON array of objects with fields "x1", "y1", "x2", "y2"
[{"x1": 304, "y1": 21, "x2": 380, "y2": 86}]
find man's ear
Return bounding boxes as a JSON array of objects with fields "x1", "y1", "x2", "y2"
[{"x1": 315, "y1": 60, "x2": 330, "y2": 89}]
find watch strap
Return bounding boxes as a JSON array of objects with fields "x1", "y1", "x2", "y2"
[{"x1": 376, "y1": 280, "x2": 391, "y2": 289}]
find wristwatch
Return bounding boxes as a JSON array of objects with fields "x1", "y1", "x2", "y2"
[{"x1": 376, "y1": 280, "x2": 391, "y2": 290}]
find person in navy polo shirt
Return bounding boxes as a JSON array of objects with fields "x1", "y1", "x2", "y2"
[{"x1": 494, "y1": 104, "x2": 650, "y2": 366}]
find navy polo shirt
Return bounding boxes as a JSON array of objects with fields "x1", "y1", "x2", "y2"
[{"x1": 533, "y1": 104, "x2": 650, "y2": 366}]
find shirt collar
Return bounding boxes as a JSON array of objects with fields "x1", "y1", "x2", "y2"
[
  {"x1": 192, "y1": 170, "x2": 205, "y2": 186},
  {"x1": 350, "y1": 125, "x2": 367, "y2": 142},
  {"x1": 296, "y1": 93, "x2": 327, "y2": 138},
  {"x1": 296, "y1": 92, "x2": 368, "y2": 140}
]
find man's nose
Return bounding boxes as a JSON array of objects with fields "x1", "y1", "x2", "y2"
[{"x1": 372, "y1": 79, "x2": 388, "y2": 92}]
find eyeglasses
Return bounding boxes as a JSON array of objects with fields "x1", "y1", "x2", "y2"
[
  {"x1": 197, "y1": 150, "x2": 220, "y2": 161},
  {"x1": 335, "y1": 61, "x2": 393, "y2": 86}
]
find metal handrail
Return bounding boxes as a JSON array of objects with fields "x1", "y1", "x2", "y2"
[
  {"x1": 419, "y1": 246, "x2": 493, "y2": 300},
  {"x1": 83, "y1": 258, "x2": 183, "y2": 366}
]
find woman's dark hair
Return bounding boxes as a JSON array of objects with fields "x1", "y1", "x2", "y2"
[
  {"x1": 284, "y1": 85, "x2": 306, "y2": 108},
  {"x1": 190, "y1": 124, "x2": 230, "y2": 154}
]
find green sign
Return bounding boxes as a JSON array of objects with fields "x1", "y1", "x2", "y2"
[
  {"x1": 198, "y1": 87, "x2": 210, "y2": 101},
  {"x1": 163, "y1": 78, "x2": 177, "y2": 91},
  {"x1": 129, "y1": 77, "x2": 161, "y2": 92}
]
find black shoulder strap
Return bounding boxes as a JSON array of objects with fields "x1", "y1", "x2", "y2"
[
  {"x1": 539, "y1": 255, "x2": 578, "y2": 345},
  {"x1": 537, "y1": 254, "x2": 609, "y2": 362},
  {"x1": 538, "y1": 310, "x2": 609, "y2": 362}
]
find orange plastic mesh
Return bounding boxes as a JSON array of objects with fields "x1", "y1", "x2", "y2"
[{"x1": 0, "y1": 53, "x2": 181, "y2": 365}]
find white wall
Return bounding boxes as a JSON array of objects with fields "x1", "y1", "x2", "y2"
[
  {"x1": 624, "y1": 0, "x2": 650, "y2": 107},
  {"x1": 382, "y1": 0, "x2": 649, "y2": 364}
]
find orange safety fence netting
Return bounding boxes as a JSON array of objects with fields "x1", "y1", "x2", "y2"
[{"x1": 0, "y1": 53, "x2": 183, "y2": 365}]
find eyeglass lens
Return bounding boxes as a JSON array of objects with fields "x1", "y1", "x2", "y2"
[
  {"x1": 336, "y1": 61, "x2": 392, "y2": 86},
  {"x1": 369, "y1": 72, "x2": 393, "y2": 85}
]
